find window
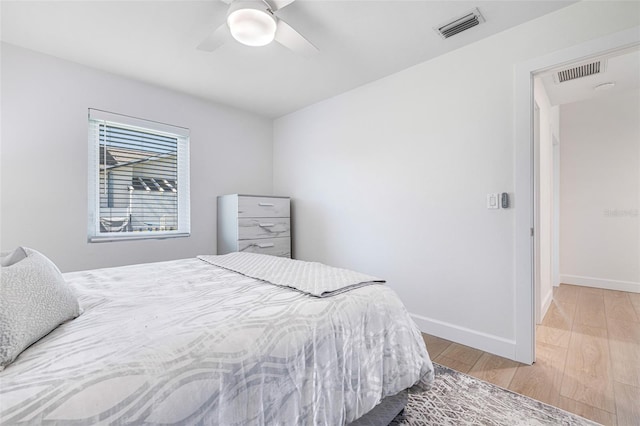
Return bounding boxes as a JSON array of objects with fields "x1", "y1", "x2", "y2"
[{"x1": 88, "y1": 109, "x2": 190, "y2": 242}]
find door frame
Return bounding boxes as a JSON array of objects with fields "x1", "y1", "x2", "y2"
[
  {"x1": 533, "y1": 101, "x2": 541, "y2": 325},
  {"x1": 513, "y1": 26, "x2": 640, "y2": 364}
]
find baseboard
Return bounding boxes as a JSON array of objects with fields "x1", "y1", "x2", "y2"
[
  {"x1": 540, "y1": 288, "x2": 553, "y2": 324},
  {"x1": 410, "y1": 313, "x2": 517, "y2": 362},
  {"x1": 560, "y1": 275, "x2": 640, "y2": 293}
]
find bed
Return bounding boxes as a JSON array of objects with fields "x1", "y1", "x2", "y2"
[{"x1": 0, "y1": 250, "x2": 434, "y2": 425}]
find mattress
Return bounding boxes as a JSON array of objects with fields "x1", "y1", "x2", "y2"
[{"x1": 0, "y1": 257, "x2": 433, "y2": 425}]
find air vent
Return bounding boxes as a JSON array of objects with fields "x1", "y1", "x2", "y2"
[
  {"x1": 556, "y1": 61, "x2": 603, "y2": 83},
  {"x1": 435, "y1": 8, "x2": 485, "y2": 39}
]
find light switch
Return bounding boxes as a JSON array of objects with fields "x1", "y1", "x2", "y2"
[{"x1": 487, "y1": 193, "x2": 499, "y2": 209}]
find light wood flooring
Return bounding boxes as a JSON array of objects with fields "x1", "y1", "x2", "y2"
[{"x1": 422, "y1": 284, "x2": 640, "y2": 426}]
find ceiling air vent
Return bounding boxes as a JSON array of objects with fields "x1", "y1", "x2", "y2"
[
  {"x1": 555, "y1": 61, "x2": 603, "y2": 83},
  {"x1": 435, "y1": 8, "x2": 485, "y2": 39}
]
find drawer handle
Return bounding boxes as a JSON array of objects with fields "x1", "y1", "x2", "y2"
[
  {"x1": 257, "y1": 243, "x2": 275, "y2": 248},
  {"x1": 259, "y1": 223, "x2": 275, "y2": 227},
  {"x1": 258, "y1": 202, "x2": 274, "y2": 207}
]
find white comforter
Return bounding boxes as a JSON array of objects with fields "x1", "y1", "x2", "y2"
[{"x1": 0, "y1": 257, "x2": 433, "y2": 425}]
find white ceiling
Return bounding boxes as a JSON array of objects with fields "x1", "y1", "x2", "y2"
[
  {"x1": 537, "y1": 46, "x2": 640, "y2": 106},
  {"x1": 1, "y1": 0, "x2": 575, "y2": 118}
]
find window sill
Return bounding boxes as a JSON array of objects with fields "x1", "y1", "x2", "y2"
[{"x1": 88, "y1": 232, "x2": 190, "y2": 243}]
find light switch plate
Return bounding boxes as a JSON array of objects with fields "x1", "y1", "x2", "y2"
[{"x1": 487, "y1": 193, "x2": 499, "y2": 209}]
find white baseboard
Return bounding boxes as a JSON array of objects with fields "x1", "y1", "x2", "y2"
[
  {"x1": 560, "y1": 275, "x2": 640, "y2": 293},
  {"x1": 410, "y1": 312, "x2": 517, "y2": 362},
  {"x1": 540, "y1": 289, "x2": 553, "y2": 324}
]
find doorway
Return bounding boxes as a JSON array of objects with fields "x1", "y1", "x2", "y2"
[
  {"x1": 514, "y1": 26, "x2": 640, "y2": 365},
  {"x1": 532, "y1": 46, "x2": 640, "y2": 326}
]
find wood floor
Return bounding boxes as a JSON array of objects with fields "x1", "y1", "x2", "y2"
[{"x1": 422, "y1": 284, "x2": 640, "y2": 426}]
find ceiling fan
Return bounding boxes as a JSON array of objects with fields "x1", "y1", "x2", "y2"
[{"x1": 197, "y1": 0, "x2": 318, "y2": 56}]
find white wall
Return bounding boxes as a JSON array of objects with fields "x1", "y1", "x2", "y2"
[
  {"x1": 1, "y1": 43, "x2": 273, "y2": 272},
  {"x1": 273, "y1": 2, "x2": 640, "y2": 358},
  {"x1": 533, "y1": 80, "x2": 560, "y2": 323},
  {"x1": 560, "y1": 91, "x2": 640, "y2": 292}
]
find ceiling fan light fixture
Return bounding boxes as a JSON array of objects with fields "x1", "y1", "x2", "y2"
[{"x1": 227, "y1": 7, "x2": 277, "y2": 47}]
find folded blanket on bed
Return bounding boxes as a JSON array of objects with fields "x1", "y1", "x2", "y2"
[{"x1": 198, "y1": 252, "x2": 385, "y2": 297}]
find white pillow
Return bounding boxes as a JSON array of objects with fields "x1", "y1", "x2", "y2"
[
  {"x1": 1, "y1": 247, "x2": 27, "y2": 267},
  {"x1": 0, "y1": 247, "x2": 80, "y2": 370}
]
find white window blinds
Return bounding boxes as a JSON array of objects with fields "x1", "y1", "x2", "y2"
[{"x1": 88, "y1": 109, "x2": 190, "y2": 242}]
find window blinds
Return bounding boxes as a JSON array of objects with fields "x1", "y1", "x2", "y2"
[{"x1": 88, "y1": 109, "x2": 190, "y2": 242}]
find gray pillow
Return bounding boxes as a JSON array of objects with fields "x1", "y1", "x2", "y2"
[{"x1": 0, "y1": 247, "x2": 80, "y2": 370}]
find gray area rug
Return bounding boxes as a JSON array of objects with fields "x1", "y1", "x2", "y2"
[{"x1": 391, "y1": 363, "x2": 599, "y2": 425}]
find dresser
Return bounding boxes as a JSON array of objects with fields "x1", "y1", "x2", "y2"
[{"x1": 217, "y1": 194, "x2": 291, "y2": 258}]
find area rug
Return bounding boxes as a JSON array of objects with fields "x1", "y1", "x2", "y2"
[{"x1": 390, "y1": 363, "x2": 598, "y2": 425}]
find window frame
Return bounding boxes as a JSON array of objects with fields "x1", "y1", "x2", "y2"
[{"x1": 87, "y1": 109, "x2": 190, "y2": 243}]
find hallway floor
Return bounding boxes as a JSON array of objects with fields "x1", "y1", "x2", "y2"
[{"x1": 422, "y1": 284, "x2": 640, "y2": 425}]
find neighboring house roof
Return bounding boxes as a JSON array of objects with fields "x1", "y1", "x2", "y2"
[
  {"x1": 99, "y1": 147, "x2": 119, "y2": 166},
  {"x1": 99, "y1": 146, "x2": 178, "y2": 192},
  {"x1": 99, "y1": 145, "x2": 176, "y2": 170}
]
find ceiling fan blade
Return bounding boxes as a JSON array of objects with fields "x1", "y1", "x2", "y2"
[
  {"x1": 274, "y1": 18, "x2": 318, "y2": 57},
  {"x1": 267, "y1": 0, "x2": 296, "y2": 12},
  {"x1": 197, "y1": 23, "x2": 230, "y2": 52}
]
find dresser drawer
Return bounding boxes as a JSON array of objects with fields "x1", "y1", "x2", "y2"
[
  {"x1": 238, "y1": 196, "x2": 290, "y2": 218},
  {"x1": 238, "y1": 237, "x2": 291, "y2": 258},
  {"x1": 238, "y1": 218, "x2": 290, "y2": 240}
]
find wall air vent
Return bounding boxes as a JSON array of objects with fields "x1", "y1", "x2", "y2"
[
  {"x1": 435, "y1": 8, "x2": 485, "y2": 39},
  {"x1": 555, "y1": 61, "x2": 603, "y2": 83}
]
